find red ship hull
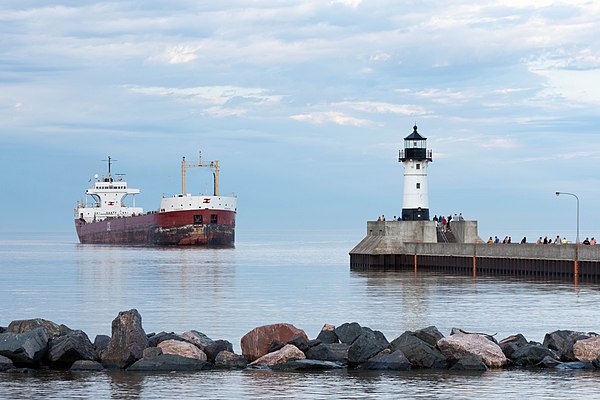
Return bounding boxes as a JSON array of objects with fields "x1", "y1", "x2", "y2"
[{"x1": 75, "y1": 209, "x2": 235, "y2": 247}]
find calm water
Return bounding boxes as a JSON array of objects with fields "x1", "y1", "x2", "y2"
[{"x1": 1, "y1": 230, "x2": 600, "y2": 399}]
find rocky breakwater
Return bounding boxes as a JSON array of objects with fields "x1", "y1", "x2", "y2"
[{"x1": 2, "y1": 310, "x2": 600, "y2": 373}]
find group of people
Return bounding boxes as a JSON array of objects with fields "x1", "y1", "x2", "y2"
[
  {"x1": 486, "y1": 235, "x2": 597, "y2": 245},
  {"x1": 433, "y1": 213, "x2": 464, "y2": 232}
]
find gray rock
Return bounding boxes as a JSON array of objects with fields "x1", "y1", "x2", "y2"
[
  {"x1": 335, "y1": 322, "x2": 362, "y2": 345},
  {"x1": 498, "y1": 334, "x2": 529, "y2": 359},
  {"x1": 316, "y1": 325, "x2": 339, "y2": 344},
  {"x1": 127, "y1": 354, "x2": 210, "y2": 372},
  {"x1": 101, "y1": 309, "x2": 148, "y2": 369},
  {"x1": 181, "y1": 330, "x2": 214, "y2": 351},
  {"x1": 537, "y1": 355, "x2": 561, "y2": 368},
  {"x1": 272, "y1": 359, "x2": 343, "y2": 371},
  {"x1": 307, "y1": 339, "x2": 322, "y2": 348},
  {"x1": 287, "y1": 334, "x2": 310, "y2": 353},
  {"x1": 214, "y1": 351, "x2": 248, "y2": 369},
  {"x1": 390, "y1": 331, "x2": 447, "y2": 369},
  {"x1": 511, "y1": 344, "x2": 559, "y2": 367},
  {"x1": 0, "y1": 327, "x2": 5, "y2": 334},
  {"x1": 143, "y1": 347, "x2": 163, "y2": 360},
  {"x1": 414, "y1": 326, "x2": 444, "y2": 347},
  {"x1": 6, "y1": 319, "x2": 68, "y2": 340},
  {"x1": 0, "y1": 355, "x2": 14, "y2": 371},
  {"x1": 305, "y1": 343, "x2": 349, "y2": 363},
  {"x1": 543, "y1": 330, "x2": 591, "y2": 361},
  {"x1": 0, "y1": 327, "x2": 49, "y2": 366},
  {"x1": 360, "y1": 349, "x2": 411, "y2": 371},
  {"x1": 70, "y1": 360, "x2": 104, "y2": 371},
  {"x1": 554, "y1": 361, "x2": 594, "y2": 370},
  {"x1": 267, "y1": 340, "x2": 285, "y2": 354},
  {"x1": 450, "y1": 354, "x2": 488, "y2": 371},
  {"x1": 48, "y1": 330, "x2": 98, "y2": 368},
  {"x1": 348, "y1": 327, "x2": 389, "y2": 367},
  {"x1": 204, "y1": 340, "x2": 234, "y2": 363},
  {"x1": 451, "y1": 328, "x2": 497, "y2": 344},
  {"x1": 93, "y1": 335, "x2": 110, "y2": 354},
  {"x1": 147, "y1": 332, "x2": 187, "y2": 348}
]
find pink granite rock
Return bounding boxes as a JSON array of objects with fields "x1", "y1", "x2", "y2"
[
  {"x1": 573, "y1": 336, "x2": 600, "y2": 361},
  {"x1": 250, "y1": 344, "x2": 306, "y2": 367},
  {"x1": 158, "y1": 340, "x2": 207, "y2": 361},
  {"x1": 437, "y1": 333, "x2": 508, "y2": 367},
  {"x1": 241, "y1": 323, "x2": 308, "y2": 362}
]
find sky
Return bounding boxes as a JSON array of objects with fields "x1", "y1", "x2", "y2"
[{"x1": 1, "y1": 0, "x2": 599, "y2": 242}]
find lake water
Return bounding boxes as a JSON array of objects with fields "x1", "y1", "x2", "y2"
[{"x1": 1, "y1": 230, "x2": 600, "y2": 399}]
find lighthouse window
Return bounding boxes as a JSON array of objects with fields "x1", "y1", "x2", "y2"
[
  {"x1": 416, "y1": 164, "x2": 420, "y2": 170},
  {"x1": 416, "y1": 183, "x2": 421, "y2": 189}
]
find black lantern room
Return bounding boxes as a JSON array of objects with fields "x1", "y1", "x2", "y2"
[{"x1": 399, "y1": 125, "x2": 432, "y2": 162}]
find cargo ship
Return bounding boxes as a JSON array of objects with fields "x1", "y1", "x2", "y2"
[{"x1": 74, "y1": 155, "x2": 236, "y2": 246}]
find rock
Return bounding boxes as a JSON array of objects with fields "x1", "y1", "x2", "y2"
[
  {"x1": 148, "y1": 332, "x2": 188, "y2": 348},
  {"x1": 437, "y1": 333, "x2": 507, "y2": 367},
  {"x1": 143, "y1": 347, "x2": 163, "y2": 360},
  {"x1": 498, "y1": 334, "x2": 529, "y2": 358},
  {"x1": 360, "y1": 349, "x2": 411, "y2": 370},
  {"x1": 537, "y1": 355, "x2": 561, "y2": 368},
  {"x1": 250, "y1": 344, "x2": 306, "y2": 367},
  {"x1": 241, "y1": 323, "x2": 308, "y2": 362},
  {"x1": 93, "y1": 335, "x2": 110, "y2": 354},
  {"x1": 101, "y1": 309, "x2": 148, "y2": 369},
  {"x1": 158, "y1": 340, "x2": 207, "y2": 361},
  {"x1": 267, "y1": 340, "x2": 285, "y2": 354},
  {"x1": 450, "y1": 354, "x2": 488, "y2": 371},
  {"x1": 335, "y1": 323, "x2": 362, "y2": 345},
  {"x1": 47, "y1": 330, "x2": 98, "y2": 368},
  {"x1": 316, "y1": 324, "x2": 339, "y2": 344},
  {"x1": 348, "y1": 327, "x2": 389, "y2": 367},
  {"x1": 554, "y1": 361, "x2": 594, "y2": 370},
  {"x1": 390, "y1": 331, "x2": 447, "y2": 369},
  {"x1": 181, "y1": 330, "x2": 214, "y2": 351},
  {"x1": 450, "y1": 328, "x2": 497, "y2": 344},
  {"x1": 0, "y1": 327, "x2": 5, "y2": 334},
  {"x1": 204, "y1": 340, "x2": 234, "y2": 363},
  {"x1": 287, "y1": 333, "x2": 310, "y2": 353},
  {"x1": 573, "y1": 336, "x2": 600, "y2": 362},
  {"x1": 272, "y1": 359, "x2": 343, "y2": 371},
  {"x1": 543, "y1": 330, "x2": 591, "y2": 361},
  {"x1": 511, "y1": 344, "x2": 559, "y2": 366},
  {"x1": 127, "y1": 354, "x2": 210, "y2": 372},
  {"x1": 214, "y1": 351, "x2": 248, "y2": 369},
  {"x1": 0, "y1": 355, "x2": 14, "y2": 371},
  {"x1": 414, "y1": 326, "x2": 444, "y2": 347},
  {"x1": 70, "y1": 360, "x2": 104, "y2": 371},
  {"x1": 0, "y1": 327, "x2": 49, "y2": 366},
  {"x1": 307, "y1": 339, "x2": 322, "y2": 348},
  {"x1": 6, "y1": 319, "x2": 68, "y2": 340},
  {"x1": 305, "y1": 343, "x2": 349, "y2": 363}
]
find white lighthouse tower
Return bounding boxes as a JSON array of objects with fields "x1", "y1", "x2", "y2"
[{"x1": 399, "y1": 125, "x2": 432, "y2": 221}]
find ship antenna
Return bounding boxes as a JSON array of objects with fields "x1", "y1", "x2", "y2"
[{"x1": 102, "y1": 156, "x2": 117, "y2": 182}]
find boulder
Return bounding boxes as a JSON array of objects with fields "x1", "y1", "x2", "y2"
[
  {"x1": 0, "y1": 327, "x2": 5, "y2": 334},
  {"x1": 316, "y1": 324, "x2": 339, "y2": 344},
  {"x1": 335, "y1": 322, "x2": 362, "y2": 345},
  {"x1": 360, "y1": 349, "x2": 411, "y2": 371},
  {"x1": 414, "y1": 326, "x2": 444, "y2": 347},
  {"x1": 241, "y1": 323, "x2": 308, "y2": 362},
  {"x1": 250, "y1": 344, "x2": 306, "y2": 367},
  {"x1": 437, "y1": 333, "x2": 507, "y2": 367},
  {"x1": 554, "y1": 361, "x2": 594, "y2": 370},
  {"x1": 127, "y1": 354, "x2": 209, "y2": 372},
  {"x1": 93, "y1": 335, "x2": 110, "y2": 354},
  {"x1": 305, "y1": 343, "x2": 349, "y2": 363},
  {"x1": 450, "y1": 328, "x2": 497, "y2": 343},
  {"x1": 573, "y1": 336, "x2": 600, "y2": 362},
  {"x1": 390, "y1": 331, "x2": 447, "y2": 369},
  {"x1": 498, "y1": 334, "x2": 528, "y2": 358},
  {"x1": 69, "y1": 360, "x2": 104, "y2": 371},
  {"x1": 511, "y1": 344, "x2": 559, "y2": 366},
  {"x1": 0, "y1": 327, "x2": 49, "y2": 366},
  {"x1": 450, "y1": 354, "x2": 488, "y2": 371},
  {"x1": 537, "y1": 355, "x2": 561, "y2": 368},
  {"x1": 272, "y1": 359, "x2": 343, "y2": 371},
  {"x1": 307, "y1": 339, "x2": 322, "y2": 348},
  {"x1": 0, "y1": 355, "x2": 14, "y2": 372},
  {"x1": 181, "y1": 330, "x2": 214, "y2": 351},
  {"x1": 47, "y1": 330, "x2": 98, "y2": 368},
  {"x1": 348, "y1": 327, "x2": 389, "y2": 367},
  {"x1": 214, "y1": 351, "x2": 248, "y2": 369},
  {"x1": 204, "y1": 340, "x2": 234, "y2": 363},
  {"x1": 287, "y1": 334, "x2": 310, "y2": 353},
  {"x1": 143, "y1": 347, "x2": 163, "y2": 360},
  {"x1": 6, "y1": 318, "x2": 68, "y2": 340},
  {"x1": 267, "y1": 340, "x2": 285, "y2": 354},
  {"x1": 101, "y1": 309, "x2": 148, "y2": 369},
  {"x1": 148, "y1": 332, "x2": 188, "y2": 348},
  {"x1": 157, "y1": 340, "x2": 207, "y2": 361},
  {"x1": 543, "y1": 330, "x2": 591, "y2": 361}
]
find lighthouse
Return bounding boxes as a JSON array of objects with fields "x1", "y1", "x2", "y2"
[{"x1": 399, "y1": 125, "x2": 432, "y2": 221}]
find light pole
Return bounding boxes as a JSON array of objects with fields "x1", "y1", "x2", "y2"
[{"x1": 555, "y1": 191, "x2": 579, "y2": 244}]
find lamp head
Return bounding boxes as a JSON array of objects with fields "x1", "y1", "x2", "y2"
[{"x1": 555, "y1": 192, "x2": 560, "y2": 196}]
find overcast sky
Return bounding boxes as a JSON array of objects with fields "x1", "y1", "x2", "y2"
[{"x1": 1, "y1": 1, "x2": 599, "y2": 242}]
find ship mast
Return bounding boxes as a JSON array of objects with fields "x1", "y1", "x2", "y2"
[
  {"x1": 102, "y1": 156, "x2": 117, "y2": 182},
  {"x1": 181, "y1": 152, "x2": 220, "y2": 196}
]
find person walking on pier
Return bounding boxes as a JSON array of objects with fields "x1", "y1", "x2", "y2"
[
  {"x1": 520, "y1": 237, "x2": 527, "y2": 244},
  {"x1": 583, "y1": 237, "x2": 591, "y2": 245},
  {"x1": 591, "y1": 238, "x2": 597, "y2": 245}
]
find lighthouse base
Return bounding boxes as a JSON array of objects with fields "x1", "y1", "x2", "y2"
[{"x1": 401, "y1": 208, "x2": 430, "y2": 221}]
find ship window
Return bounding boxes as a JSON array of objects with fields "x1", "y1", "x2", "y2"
[
  {"x1": 211, "y1": 214, "x2": 218, "y2": 224},
  {"x1": 416, "y1": 183, "x2": 421, "y2": 189},
  {"x1": 193, "y1": 215, "x2": 203, "y2": 224}
]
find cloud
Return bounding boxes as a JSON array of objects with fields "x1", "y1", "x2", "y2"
[
  {"x1": 330, "y1": 0, "x2": 362, "y2": 9},
  {"x1": 480, "y1": 138, "x2": 518, "y2": 149},
  {"x1": 290, "y1": 112, "x2": 372, "y2": 126},
  {"x1": 333, "y1": 101, "x2": 427, "y2": 116}
]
